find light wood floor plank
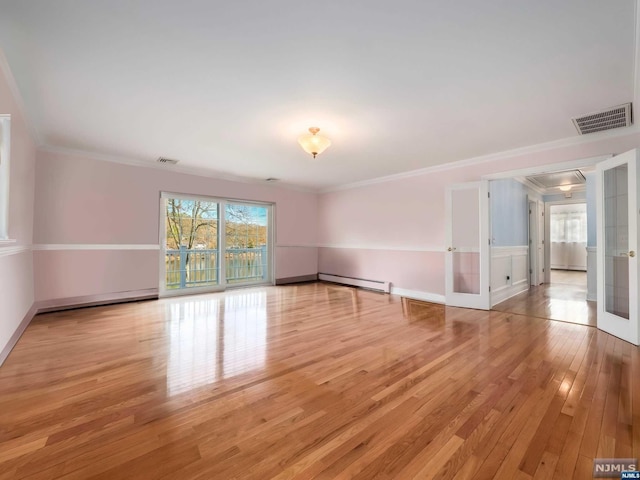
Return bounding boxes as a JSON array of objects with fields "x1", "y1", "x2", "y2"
[{"x1": 0, "y1": 283, "x2": 637, "y2": 479}]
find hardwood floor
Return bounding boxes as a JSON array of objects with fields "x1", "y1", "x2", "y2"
[
  {"x1": 549, "y1": 270, "x2": 587, "y2": 287},
  {"x1": 493, "y1": 270, "x2": 595, "y2": 327},
  {"x1": 0, "y1": 282, "x2": 636, "y2": 479}
]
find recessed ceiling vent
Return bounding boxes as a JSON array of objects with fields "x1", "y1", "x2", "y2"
[
  {"x1": 157, "y1": 157, "x2": 179, "y2": 165},
  {"x1": 572, "y1": 103, "x2": 632, "y2": 135}
]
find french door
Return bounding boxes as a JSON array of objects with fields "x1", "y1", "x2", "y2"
[
  {"x1": 445, "y1": 181, "x2": 491, "y2": 310},
  {"x1": 160, "y1": 193, "x2": 273, "y2": 296},
  {"x1": 596, "y1": 149, "x2": 640, "y2": 345}
]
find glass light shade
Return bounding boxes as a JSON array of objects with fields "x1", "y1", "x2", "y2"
[
  {"x1": 298, "y1": 129, "x2": 331, "y2": 158},
  {"x1": 559, "y1": 185, "x2": 572, "y2": 192}
]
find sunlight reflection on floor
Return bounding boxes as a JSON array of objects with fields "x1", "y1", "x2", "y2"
[{"x1": 166, "y1": 290, "x2": 267, "y2": 396}]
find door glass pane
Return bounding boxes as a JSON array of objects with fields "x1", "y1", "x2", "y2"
[
  {"x1": 604, "y1": 164, "x2": 629, "y2": 319},
  {"x1": 165, "y1": 198, "x2": 219, "y2": 290},
  {"x1": 225, "y1": 203, "x2": 269, "y2": 285},
  {"x1": 452, "y1": 188, "x2": 480, "y2": 294}
]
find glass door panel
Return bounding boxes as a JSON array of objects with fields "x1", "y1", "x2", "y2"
[
  {"x1": 224, "y1": 203, "x2": 270, "y2": 286},
  {"x1": 603, "y1": 164, "x2": 629, "y2": 318},
  {"x1": 451, "y1": 188, "x2": 480, "y2": 294},
  {"x1": 596, "y1": 149, "x2": 639, "y2": 345},
  {"x1": 164, "y1": 197, "x2": 219, "y2": 291}
]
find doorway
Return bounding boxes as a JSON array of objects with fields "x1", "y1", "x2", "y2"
[
  {"x1": 159, "y1": 193, "x2": 273, "y2": 296},
  {"x1": 488, "y1": 171, "x2": 596, "y2": 326},
  {"x1": 448, "y1": 151, "x2": 640, "y2": 344},
  {"x1": 548, "y1": 201, "x2": 588, "y2": 289}
]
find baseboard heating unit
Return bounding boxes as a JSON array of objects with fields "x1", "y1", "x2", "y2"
[{"x1": 318, "y1": 273, "x2": 391, "y2": 293}]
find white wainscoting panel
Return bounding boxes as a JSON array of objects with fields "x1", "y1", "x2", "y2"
[{"x1": 491, "y1": 246, "x2": 529, "y2": 306}]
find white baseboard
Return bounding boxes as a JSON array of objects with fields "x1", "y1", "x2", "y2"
[
  {"x1": 390, "y1": 287, "x2": 445, "y2": 304},
  {"x1": 0, "y1": 303, "x2": 38, "y2": 366},
  {"x1": 318, "y1": 273, "x2": 390, "y2": 293},
  {"x1": 491, "y1": 282, "x2": 529, "y2": 306},
  {"x1": 35, "y1": 288, "x2": 159, "y2": 313}
]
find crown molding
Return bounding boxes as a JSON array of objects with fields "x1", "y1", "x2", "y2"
[
  {"x1": 482, "y1": 155, "x2": 611, "y2": 181},
  {"x1": 0, "y1": 49, "x2": 42, "y2": 146},
  {"x1": 34, "y1": 123, "x2": 640, "y2": 198},
  {"x1": 513, "y1": 173, "x2": 587, "y2": 196},
  {"x1": 38, "y1": 145, "x2": 317, "y2": 194},
  {"x1": 320, "y1": 126, "x2": 640, "y2": 193},
  {"x1": 513, "y1": 176, "x2": 547, "y2": 195}
]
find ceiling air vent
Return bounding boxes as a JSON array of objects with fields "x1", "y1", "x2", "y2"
[
  {"x1": 572, "y1": 103, "x2": 632, "y2": 135},
  {"x1": 157, "y1": 157, "x2": 179, "y2": 165}
]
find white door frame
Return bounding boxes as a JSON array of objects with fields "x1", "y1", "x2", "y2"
[{"x1": 482, "y1": 154, "x2": 610, "y2": 306}]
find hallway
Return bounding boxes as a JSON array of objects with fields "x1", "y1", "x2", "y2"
[{"x1": 493, "y1": 270, "x2": 596, "y2": 326}]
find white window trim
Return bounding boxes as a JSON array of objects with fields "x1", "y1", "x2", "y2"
[{"x1": 0, "y1": 114, "x2": 11, "y2": 241}]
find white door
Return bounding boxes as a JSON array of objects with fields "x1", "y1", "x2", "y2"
[
  {"x1": 528, "y1": 199, "x2": 545, "y2": 286},
  {"x1": 596, "y1": 149, "x2": 639, "y2": 345},
  {"x1": 445, "y1": 181, "x2": 490, "y2": 310},
  {"x1": 537, "y1": 200, "x2": 545, "y2": 283},
  {"x1": 528, "y1": 200, "x2": 536, "y2": 285}
]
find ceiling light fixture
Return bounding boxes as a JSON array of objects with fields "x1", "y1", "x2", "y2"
[
  {"x1": 298, "y1": 127, "x2": 331, "y2": 158},
  {"x1": 559, "y1": 185, "x2": 572, "y2": 192}
]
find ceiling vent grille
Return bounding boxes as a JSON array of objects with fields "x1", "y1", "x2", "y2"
[
  {"x1": 572, "y1": 103, "x2": 632, "y2": 135},
  {"x1": 157, "y1": 157, "x2": 179, "y2": 165}
]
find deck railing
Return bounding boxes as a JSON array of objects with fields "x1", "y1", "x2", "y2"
[{"x1": 166, "y1": 246, "x2": 267, "y2": 288}]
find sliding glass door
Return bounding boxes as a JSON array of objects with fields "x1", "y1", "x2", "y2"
[{"x1": 160, "y1": 193, "x2": 273, "y2": 296}]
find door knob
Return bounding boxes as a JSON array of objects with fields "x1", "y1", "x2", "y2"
[
  {"x1": 447, "y1": 247, "x2": 455, "y2": 252},
  {"x1": 630, "y1": 251, "x2": 636, "y2": 258}
]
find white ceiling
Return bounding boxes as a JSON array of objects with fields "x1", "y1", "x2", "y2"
[{"x1": 0, "y1": 1, "x2": 637, "y2": 190}]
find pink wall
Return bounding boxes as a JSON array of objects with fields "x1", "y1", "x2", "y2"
[
  {"x1": 319, "y1": 248, "x2": 444, "y2": 294},
  {"x1": 0, "y1": 63, "x2": 36, "y2": 358},
  {"x1": 34, "y1": 150, "x2": 318, "y2": 302},
  {"x1": 34, "y1": 250, "x2": 158, "y2": 302},
  {"x1": 318, "y1": 133, "x2": 640, "y2": 297}
]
